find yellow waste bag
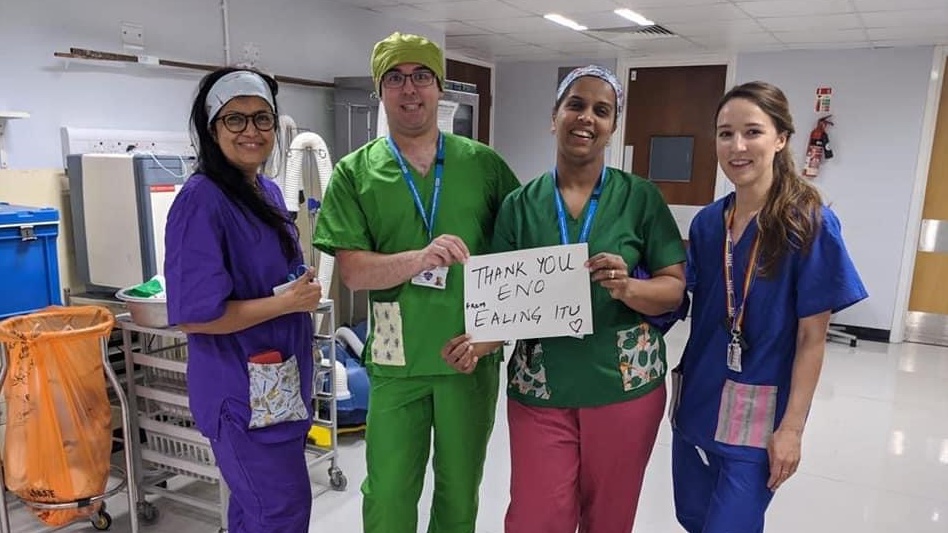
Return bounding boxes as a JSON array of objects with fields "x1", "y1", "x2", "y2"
[{"x1": 0, "y1": 306, "x2": 114, "y2": 526}]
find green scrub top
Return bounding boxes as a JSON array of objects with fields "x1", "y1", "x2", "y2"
[
  {"x1": 492, "y1": 168, "x2": 686, "y2": 408},
  {"x1": 313, "y1": 133, "x2": 520, "y2": 378}
]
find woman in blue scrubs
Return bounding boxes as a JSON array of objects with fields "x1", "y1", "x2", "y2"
[
  {"x1": 670, "y1": 81, "x2": 868, "y2": 533},
  {"x1": 164, "y1": 68, "x2": 323, "y2": 532}
]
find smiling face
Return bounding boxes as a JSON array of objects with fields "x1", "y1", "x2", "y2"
[
  {"x1": 552, "y1": 76, "x2": 617, "y2": 167},
  {"x1": 715, "y1": 96, "x2": 788, "y2": 190},
  {"x1": 212, "y1": 95, "x2": 275, "y2": 180},
  {"x1": 380, "y1": 62, "x2": 442, "y2": 139}
]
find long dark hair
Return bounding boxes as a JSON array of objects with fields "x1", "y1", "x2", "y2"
[
  {"x1": 715, "y1": 81, "x2": 823, "y2": 277},
  {"x1": 189, "y1": 67, "x2": 297, "y2": 261}
]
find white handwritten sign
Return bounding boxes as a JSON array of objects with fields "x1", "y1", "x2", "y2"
[{"x1": 463, "y1": 243, "x2": 594, "y2": 342}]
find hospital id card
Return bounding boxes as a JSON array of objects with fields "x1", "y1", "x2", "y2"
[{"x1": 411, "y1": 266, "x2": 448, "y2": 289}]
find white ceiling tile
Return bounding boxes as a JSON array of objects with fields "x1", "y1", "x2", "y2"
[
  {"x1": 664, "y1": 18, "x2": 766, "y2": 37},
  {"x1": 516, "y1": 0, "x2": 626, "y2": 16},
  {"x1": 332, "y1": 0, "x2": 401, "y2": 7},
  {"x1": 866, "y1": 25, "x2": 948, "y2": 40},
  {"x1": 465, "y1": 17, "x2": 552, "y2": 33},
  {"x1": 426, "y1": 20, "x2": 493, "y2": 35},
  {"x1": 735, "y1": 0, "x2": 853, "y2": 18},
  {"x1": 614, "y1": 0, "x2": 731, "y2": 6},
  {"x1": 572, "y1": 10, "x2": 637, "y2": 29},
  {"x1": 782, "y1": 41, "x2": 871, "y2": 50},
  {"x1": 387, "y1": 0, "x2": 948, "y2": 61},
  {"x1": 774, "y1": 28, "x2": 869, "y2": 44},
  {"x1": 509, "y1": 30, "x2": 604, "y2": 45},
  {"x1": 737, "y1": 43, "x2": 794, "y2": 52},
  {"x1": 627, "y1": 3, "x2": 751, "y2": 23},
  {"x1": 445, "y1": 34, "x2": 524, "y2": 50},
  {"x1": 757, "y1": 13, "x2": 863, "y2": 31},
  {"x1": 854, "y1": 0, "x2": 948, "y2": 11},
  {"x1": 448, "y1": 47, "x2": 496, "y2": 62},
  {"x1": 690, "y1": 32, "x2": 781, "y2": 46},
  {"x1": 624, "y1": 38, "x2": 707, "y2": 53},
  {"x1": 366, "y1": 4, "x2": 435, "y2": 20},
  {"x1": 496, "y1": 53, "x2": 565, "y2": 62},
  {"x1": 860, "y1": 8, "x2": 948, "y2": 27},
  {"x1": 402, "y1": 0, "x2": 533, "y2": 21},
  {"x1": 871, "y1": 38, "x2": 948, "y2": 47},
  {"x1": 491, "y1": 43, "x2": 554, "y2": 54},
  {"x1": 548, "y1": 41, "x2": 627, "y2": 54}
]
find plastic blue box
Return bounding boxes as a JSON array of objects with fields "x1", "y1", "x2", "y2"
[{"x1": 0, "y1": 202, "x2": 62, "y2": 319}]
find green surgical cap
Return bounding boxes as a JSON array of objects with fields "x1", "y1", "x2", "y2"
[{"x1": 371, "y1": 32, "x2": 445, "y2": 90}]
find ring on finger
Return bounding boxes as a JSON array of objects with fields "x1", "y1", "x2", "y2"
[{"x1": 609, "y1": 269, "x2": 615, "y2": 279}]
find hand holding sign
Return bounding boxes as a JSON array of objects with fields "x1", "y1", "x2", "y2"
[
  {"x1": 463, "y1": 243, "x2": 594, "y2": 342},
  {"x1": 587, "y1": 252, "x2": 631, "y2": 301},
  {"x1": 421, "y1": 234, "x2": 470, "y2": 269}
]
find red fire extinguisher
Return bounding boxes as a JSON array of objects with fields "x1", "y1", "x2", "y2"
[{"x1": 802, "y1": 115, "x2": 834, "y2": 178}]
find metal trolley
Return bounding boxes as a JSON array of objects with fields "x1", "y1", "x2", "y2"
[
  {"x1": 0, "y1": 337, "x2": 140, "y2": 533},
  {"x1": 118, "y1": 299, "x2": 346, "y2": 532},
  {"x1": 308, "y1": 300, "x2": 348, "y2": 494},
  {"x1": 116, "y1": 316, "x2": 218, "y2": 529}
]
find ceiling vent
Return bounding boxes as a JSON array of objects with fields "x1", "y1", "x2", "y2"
[{"x1": 588, "y1": 24, "x2": 676, "y2": 37}]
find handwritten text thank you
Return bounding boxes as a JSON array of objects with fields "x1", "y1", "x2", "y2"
[{"x1": 463, "y1": 243, "x2": 594, "y2": 342}]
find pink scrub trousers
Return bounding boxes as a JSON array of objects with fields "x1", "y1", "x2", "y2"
[{"x1": 505, "y1": 385, "x2": 666, "y2": 533}]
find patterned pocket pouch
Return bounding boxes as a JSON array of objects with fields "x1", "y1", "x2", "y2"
[
  {"x1": 248, "y1": 354, "x2": 310, "y2": 429},
  {"x1": 713, "y1": 379, "x2": 777, "y2": 449}
]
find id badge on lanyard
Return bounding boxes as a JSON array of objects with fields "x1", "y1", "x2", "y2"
[
  {"x1": 723, "y1": 206, "x2": 761, "y2": 373},
  {"x1": 388, "y1": 133, "x2": 448, "y2": 290}
]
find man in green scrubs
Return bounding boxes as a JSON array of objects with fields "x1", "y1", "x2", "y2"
[{"x1": 313, "y1": 32, "x2": 520, "y2": 533}]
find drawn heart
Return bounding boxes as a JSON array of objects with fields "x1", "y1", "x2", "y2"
[{"x1": 568, "y1": 319, "x2": 583, "y2": 333}]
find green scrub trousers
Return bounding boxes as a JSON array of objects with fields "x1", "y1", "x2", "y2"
[{"x1": 361, "y1": 356, "x2": 500, "y2": 533}]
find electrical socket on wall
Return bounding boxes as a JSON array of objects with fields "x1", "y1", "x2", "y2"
[
  {"x1": 60, "y1": 127, "x2": 196, "y2": 166},
  {"x1": 121, "y1": 22, "x2": 145, "y2": 49}
]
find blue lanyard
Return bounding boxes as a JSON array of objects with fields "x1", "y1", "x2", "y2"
[
  {"x1": 552, "y1": 165, "x2": 607, "y2": 245},
  {"x1": 386, "y1": 132, "x2": 445, "y2": 242}
]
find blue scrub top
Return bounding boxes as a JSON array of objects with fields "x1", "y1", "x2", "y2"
[
  {"x1": 676, "y1": 193, "x2": 867, "y2": 462},
  {"x1": 164, "y1": 174, "x2": 314, "y2": 444}
]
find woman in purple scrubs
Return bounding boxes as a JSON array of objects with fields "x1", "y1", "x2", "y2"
[
  {"x1": 164, "y1": 67, "x2": 323, "y2": 533},
  {"x1": 670, "y1": 81, "x2": 867, "y2": 533}
]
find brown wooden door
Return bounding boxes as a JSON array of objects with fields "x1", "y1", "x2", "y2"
[
  {"x1": 906, "y1": 57, "x2": 948, "y2": 345},
  {"x1": 446, "y1": 59, "x2": 492, "y2": 145},
  {"x1": 623, "y1": 65, "x2": 727, "y2": 206}
]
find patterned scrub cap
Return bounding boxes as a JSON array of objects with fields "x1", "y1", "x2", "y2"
[{"x1": 556, "y1": 65, "x2": 624, "y2": 114}]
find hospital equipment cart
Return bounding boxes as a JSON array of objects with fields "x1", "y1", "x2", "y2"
[
  {"x1": 308, "y1": 300, "x2": 348, "y2": 494},
  {"x1": 118, "y1": 299, "x2": 345, "y2": 532}
]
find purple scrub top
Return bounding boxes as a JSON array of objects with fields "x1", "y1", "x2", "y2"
[{"x1": 164, "y1": 173, "x2": 314, "y2": 444}]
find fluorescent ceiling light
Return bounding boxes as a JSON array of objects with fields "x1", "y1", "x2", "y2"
[
  {"x1": 614, "y1": 8, "x2": 654, "y2": 26},
  {"x1": 544, "y1": 13, "x2": 588, "y2": 31}
]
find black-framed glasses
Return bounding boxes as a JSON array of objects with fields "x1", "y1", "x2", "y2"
[
  {"x1": 381, "y1": 69, "x2": 437, "y2": 89},
  {"x1": 215, "y1": 111, "x2": 277, "y2": 133}
]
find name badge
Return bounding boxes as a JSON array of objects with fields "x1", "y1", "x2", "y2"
[
  {"x1": 726, "y1": 341, "x2": 743, "y2": 373},
  {"x1": 411, "y1": 266, "x2": 448, "y2": 290}
]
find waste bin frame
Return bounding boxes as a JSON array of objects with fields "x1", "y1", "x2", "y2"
[{"x1": 0, "y1": 325, "x2": 140, "y2": 533}]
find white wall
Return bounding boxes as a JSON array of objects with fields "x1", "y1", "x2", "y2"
[
  {"x1": 494, "y1": 46, "x2": 935, "y2": 333},
  {"x1": 0, "y1": 0, "x2": 442, "y2": 169},
  {"x1": 494, "y1": 58, "x2": 618, "y2": 183},
  {"x1": 736, "y1": 46, "x2": 934, "y2": 332}
]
